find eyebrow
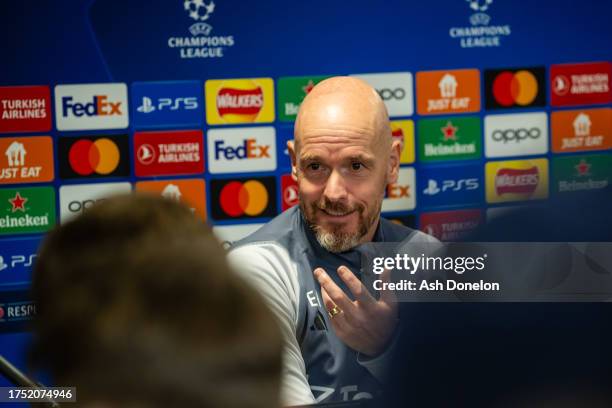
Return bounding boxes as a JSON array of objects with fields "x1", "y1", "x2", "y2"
[{"x1": 299, "y1": 153, "x2": 376, "y2": 167}]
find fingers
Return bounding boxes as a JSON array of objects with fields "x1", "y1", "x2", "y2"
[
  {"x1": 337, "y1": 265, "x2": 376, "y2": 305},
  {"x1": 314, "y1": 267, "x2": 355, "y2": 314},
  {"x1": 379, "y1": 268, "x2": 399, "y2": 308},
  {"x1": 320, "y1": 286, "x2": 351, "y2": 331}
]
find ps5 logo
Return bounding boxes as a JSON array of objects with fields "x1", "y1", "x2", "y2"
[
  {"x1": 136, "y1": 96, "x2": 198, "y2": 114},
  {"x1": 0, "y1": 254, "x2": 37, "y2": 270},
  {"x1": 423, "y1": 178, "x2": 479, "y2": 195}
]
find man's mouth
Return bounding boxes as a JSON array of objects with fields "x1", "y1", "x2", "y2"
[{"x1": 319, "y1": 208, "x2": 356, "y2": 219}]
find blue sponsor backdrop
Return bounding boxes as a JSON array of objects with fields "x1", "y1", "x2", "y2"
[
  {"x1": 1, "y1": 0, "x2": 611, "y2": 391},
  {"x1": 418, "y1": 163, "x2": 484, "y2": 208}
]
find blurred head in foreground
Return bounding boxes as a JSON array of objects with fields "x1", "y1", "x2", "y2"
[{"x1": 31, "y1": 194, "x2": 282, "y2": 408}]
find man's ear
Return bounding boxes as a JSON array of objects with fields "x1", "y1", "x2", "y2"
[
  {"x1": 288, "y1": 140, "x2": 298, "y2": 181},
  {"x1": 387, "y1": 139, "x2": 401, "y2": 184}
]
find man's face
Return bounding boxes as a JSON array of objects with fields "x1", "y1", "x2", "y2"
[{"x1": 289, "y1": 92, "x2": 399, "y2": 253}]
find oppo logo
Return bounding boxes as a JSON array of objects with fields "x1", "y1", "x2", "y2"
[
  {"x1": 68, "y1": 198, "x2": 106, "y2": 213},
  {"x1": 492, "y1": 128, "x2": 541, "y2": 143},
  {"x1": 377, "y1": 88, "x2": 406, "y2": 101}
]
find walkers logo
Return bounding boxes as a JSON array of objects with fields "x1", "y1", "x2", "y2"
[
  {"x1": 419, "y1": 164, "x2": 483, "y2": 208},
  {"x1": 277, "y1": 76, "x2": 330, "y2": 121},
  {"x1": 281, "y1": 174, "x2": 299, "y2": 211},
  {"x1": 0, "y1": 187, "x2": 55, "y2": 235},
  {"x1": 131, "y1": 81, "x2": 203, "y2": 128},
  {"x1": 553, "y1": 154, "x2": 610, "y2": 194},
  {"x1": 382, "y1": 167, "x2": 416, "y2": 213},
  {"x1": 134, "y1": 130, "x2": 204, "y2": 177},
  {"x1": 0, "y1": 86, "x2": 51, "y2": 133},
  {"x1": 205, "y1": 78, "x2": 275, "y2": 124},
  {"x1": 485, "y1": 67, "x2": 546, "y2": 109},
  {"x1": 136, "y1": 179, "x2": 206, "y2": 220},
  {"x1": 210, "y1": 177, "x2": 276, "y2": 220},
  {"x1": 416, "y1": 69, "x2": 480, "y2": 115},
  {"x1": 390, "y1": 120, "x2": 415, "y2": 164},
  {"x1": 417, "y1": 116, "x2": 481, "y2": 162},
  {"x1": 213, "y1": 223, "x2": 265, "y2": 249},
  {"x1": 0, "y1": 238, "x2": 40, "y2": 287},
  {"x1": 55, "y1": 83, "x2": 128, "y2": 130},
  {"x1": 484, "y1": 112, "x2": 548, "y2": 158},
  {"x1": 551, "y1": 108, "x2": 612, "y2": 153},
  {"x1": 550, "y1": 62, "x2": 611, "y2": 107},
  {"x1": 58, "y1": 135, "x2": 130, "y2": 179},
  {"x1": 448, "y1": 0, "x2": 512, "y2": 49},
  {"x1": 0, "y1": 136, "x2": 54, "y2": 184},
  {"x1": 59, "y1": 182, "x2": 132, "y2": 223},
  {"x1": 207, "y1": 127, "x2": 276, "y2": 174},
  {"x1": 167, "y1": 0, "x2": 237, "y2": 59},
  {"x1": 486, "y1": 158, "x2": 549, "y2": 203},
  {"x1": 420, "y1": 209, "x2": 483, "y2": 241},
  {"x1": 351, "y1": 72, "x2": 414, "y2": 117}
]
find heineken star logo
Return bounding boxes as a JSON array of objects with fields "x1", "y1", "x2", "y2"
[
  {"x1": 9, "y1": 192, "x2": 27, "y2": 213},
  {"x1": 575, "y1": 159, "x2": 591, "y2": 176},
  {"x1": 440, "y1": 121, "x2": 458, "y2": 141},
  {"x1": 302, "y1": 80, "x2": 315, "y2": 95}
]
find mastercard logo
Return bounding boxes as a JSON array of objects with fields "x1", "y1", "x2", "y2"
[
  {"x1": 59, "y1": 135, "x2": 130, "y2": 179},
  {"x1": 68, "y1": 138, "x2": 119, "y2": 175},
  {"x1": 485, "y1": 67, "x2": 545, "y2": 109},
  {"x1": 220, "y1": 180, "x2": 268, "y2": 216},
  {"x1": 210, "y1": 176, "x2": 277, "y2": 220}
]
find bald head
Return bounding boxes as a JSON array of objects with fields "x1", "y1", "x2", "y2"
[{"x1": 294, "y1": 77, "x2": 391, "y2": 152}]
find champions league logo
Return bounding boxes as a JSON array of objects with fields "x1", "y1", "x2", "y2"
[
  {"x1": 448, "y1": 0, "x2": 512, "y2": 48},
  {"x1": 166, "y1": 0, "x2": 236, "y2": 59}
]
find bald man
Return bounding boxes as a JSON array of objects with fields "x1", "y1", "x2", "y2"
[{"x1": 228, "y1": 77, "x2": 435, "y2": 405}]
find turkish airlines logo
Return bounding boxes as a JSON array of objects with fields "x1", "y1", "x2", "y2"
[
  {"x1": 0, "y1": 86, "x2": 51, "y2": 133},
  {"x1": 550, "y1": 62, "x2": 612, "y2": 106},
  {"x1": 58, "y1": 135, "x2": 130, "y2": 179},
  {"x1": 281, "y1": 174, "x2": 299, "y2": 211},
  {"x1": 351, "y1": 72, "x2": 414, "y2": 117},
  {"x1": 207, "y1": 127, "x2": 276, "y2": 174},
  {"x1": 205, "y1": 78, "x2": 275, "y2": 125},
  {"x1": 0, "y1": 136, "x2": 54, "y2": 184},
  {"x1": 485, "y1": 67, "x2": 546, "y2": 109},
  {"x1": 495, "y1": 167, "x2": 539, "y2": 195},
  {"x1": 210, "y1": 177, "x2": 277, "y2": 220},
  {"x1": 54, "y1": 83, "x2": 129, "y2": 130},
  {"x1": 134, "y1": 130, "x2": 204, "y2": 177}
]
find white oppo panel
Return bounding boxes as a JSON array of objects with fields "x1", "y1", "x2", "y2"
[
  {"x1": 484, "y1": 112, "x2": 548, "y2": 158},
  {"x1": 59, "y1": 182, "x2": 132, "y2": 223}
]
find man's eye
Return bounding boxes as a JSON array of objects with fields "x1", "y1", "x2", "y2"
[
  {"x1": 308, "y1": 163, "x2": 320, "y2": 171},
  {"x1": 351, "y1": 162, "x2": 363, "y2": 171}
]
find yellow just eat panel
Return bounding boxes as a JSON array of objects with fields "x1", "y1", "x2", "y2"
[
  {"x1": 390, "y1": 120, "x2": 415, "y2": 164},
  {"x1": 486, "y1": 158, "x2": 549, "y2": 203},
  {"x1": 205, "y1": 78, "x2": 275, "y2": 125}
]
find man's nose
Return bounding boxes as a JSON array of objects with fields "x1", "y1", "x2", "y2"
[{"x1": 323, "y1": 170, "x2": 348, "y2": 202}]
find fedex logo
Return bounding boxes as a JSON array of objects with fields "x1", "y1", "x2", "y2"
[
  {"x1": 61, "y1": 95, "x2": 122, "y2": 117},
  {"x1": 55, "y1": 83, "x2": 128, "y2": 130},
  {"x1": 382, "y1": 167, "x2": 416, "y2": 213},
  {"x1": 214, "y1": 139, "x2": 271, "y2": 160},
  {"x1": 208, "y1": 127, "x2": 276, "y2": 174}
]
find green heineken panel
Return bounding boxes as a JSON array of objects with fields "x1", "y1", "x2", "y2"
[
  {"x1": 553, "y1": 154, "x2": 611, "y2": 194},
  {"x1": 0, "y1": 186, "x2": 56, "y2": 235},
  {"x1": 277, "y1": 75, "x2": 330, "y2": 122},
  {"x1": 417, "y1": 116, "x2": 482, "y2": 162}
]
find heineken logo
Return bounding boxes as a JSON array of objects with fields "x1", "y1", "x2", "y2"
[
  {"x1": 277, "y1": 76, "x2": 330, "y2": 122},
  {"x1": 418, "y1": 116, "x2": 481, "y2": 161},
  {"x1": 0, "y1": 187, "x2": 55, "y2": 235},
  {"x1": 553, "y1": 154, "x2": 610, "y2": 193}
]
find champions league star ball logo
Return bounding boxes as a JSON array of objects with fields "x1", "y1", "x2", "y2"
[
  {"x1": 466, "y1": 0, "x2": 493, "y2": 12},
  {"x1": 466, "y1": 0, "x2": 493, "y2": 25},
  {"x1": 184, "y1": 0, "x2": 215, "y2": 21}
]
